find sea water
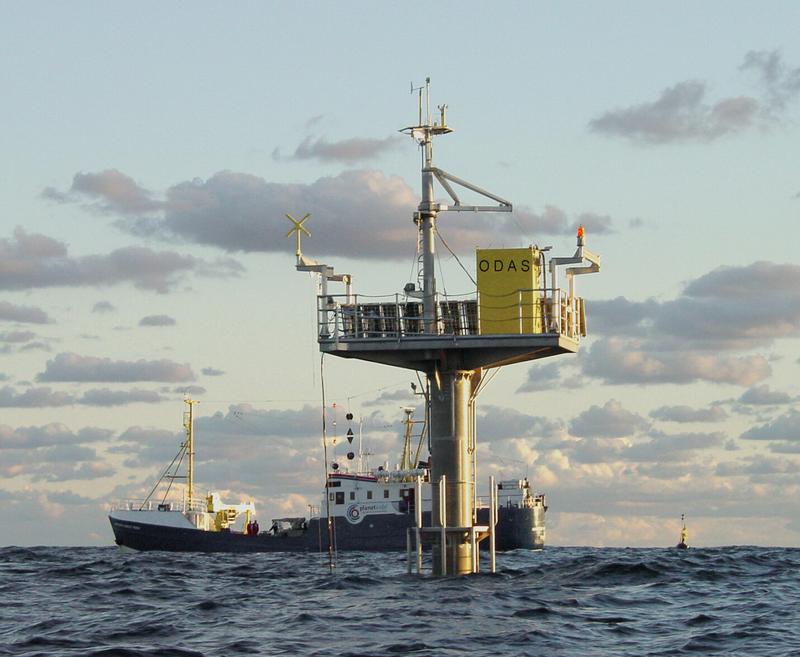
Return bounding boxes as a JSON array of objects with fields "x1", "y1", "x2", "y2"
[{"x1": 1, "y1": 546, "x2": 798, "y2": 656}]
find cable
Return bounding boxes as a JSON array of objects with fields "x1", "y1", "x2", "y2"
[
  {"x1": 435, "y1": 226, "x2": 477, "y2": 287},
  {"x1": 319, "y1": 353, "x2": 336, "y2": 573}
]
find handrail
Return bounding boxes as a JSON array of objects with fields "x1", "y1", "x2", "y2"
[{"x1": 315, "y1": 288, "x2": 586, "y2": 342}]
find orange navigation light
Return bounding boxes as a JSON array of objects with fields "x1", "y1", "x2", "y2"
[{"x1": 577, "y1": 225, "x2": 585, "y2": 239}]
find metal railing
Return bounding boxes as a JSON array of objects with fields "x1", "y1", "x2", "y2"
[
  {"x1": 315, "y1": 289, "x2": 586, "y2": 342},
  {"x1": 111, "y1": 497, "x2": 208, "y2": 513}
]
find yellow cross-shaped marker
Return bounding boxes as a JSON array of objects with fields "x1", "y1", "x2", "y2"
[{"x1": 285, "y1": 213, "x2": 311, "y2": 256}]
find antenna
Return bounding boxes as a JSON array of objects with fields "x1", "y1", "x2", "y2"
[{"x1": 411, "y1": 80, "x2": 424, "y2": 126}]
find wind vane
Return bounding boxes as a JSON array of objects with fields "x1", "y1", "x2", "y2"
[{"x1": 285, "y1": 213, "x2": 311, "y2": 257}]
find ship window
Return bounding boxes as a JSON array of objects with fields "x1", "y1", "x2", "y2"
[
  {"x1": 327, "y1": 480, "x2": 341, "y2": 488},
  {"x1": 383, "y1": 489, "x2": 389, "y2": 499},
  {"x1": 349, "y1": 492, "x2": 355, "y2": 501},
  {"x1": 335, "y1": 492, "x2": 345, "y2": 505},
  {"x1": 367, "y1": 491, "x2": 373, "y2": 500},
  {"x1": 329, "y1": 493, "x2": 334, "y2": 502}
]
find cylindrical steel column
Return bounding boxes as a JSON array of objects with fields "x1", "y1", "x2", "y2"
[{"x1": 430, "y1": 369, "x2": 475, "y2": 575}]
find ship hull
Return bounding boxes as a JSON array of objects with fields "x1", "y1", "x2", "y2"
[{"x1": 109, "y1": 506, "x2": 543, "y2": 553}]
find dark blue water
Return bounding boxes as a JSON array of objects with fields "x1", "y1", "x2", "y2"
[{"x1": 1, "y1": 546, "x2": 798, "y2": 657}]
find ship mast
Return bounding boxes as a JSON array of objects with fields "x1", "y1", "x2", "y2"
[{"x1": 183, "y1": 398, "x2": 199, "y2": 508}]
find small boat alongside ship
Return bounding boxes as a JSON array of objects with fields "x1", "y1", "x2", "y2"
[{"x1": 108, "y1": 400, "x2": 546, "y2": 553}]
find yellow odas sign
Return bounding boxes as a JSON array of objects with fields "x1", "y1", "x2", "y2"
[{"x1": 476, "y1": 247, "x2": 543, "y2": 335}]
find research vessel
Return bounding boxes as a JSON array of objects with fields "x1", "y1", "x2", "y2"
[{"x1": 108, "y1": 401, "x2": 546, "y2": 553}]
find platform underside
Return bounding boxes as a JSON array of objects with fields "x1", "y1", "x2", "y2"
[{"x1": 319, "y1": 333, "x2": 579, "y2": 370}]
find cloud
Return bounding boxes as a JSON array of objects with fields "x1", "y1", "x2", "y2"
[
  {"x1": 113, "y1": 426, "x2": 182, "y2": 467},
  {"x1": 569, "y1": 400, "x2": 650, "y2": 438},
  {"x1": 43, "y1": 169, "x2": 161, "y2": 214},
  {"x1": 716, "y1": 455, "x2": 800, "y2": 477},
  {"x1": 78, "y1": 388, "x2": 165, "y2": 406},
  {"x1": 281, "y1": 135, "x2": 402, "y2": 163},
  {"x1": 37, "y1": 353, "x2": 195, "y2": 383},
  {"x1": 740, "y1": 409, "x2": 800, "y2": 442},
  {"x1": 172, "y1": 385, "x2": 206, "y2": 396},
  {"x1": 0, "y1": 385, "x2": 166, "y2": 407},
  {"x1": 0, "y1": 423, "x2": 112, "y2": 449},
  {"x1": 201, "y1": 367, "x2": 225, "y2": 377},
  {"x1": 196, "y1": 404, "x2": 321, "y2": 439},
  {"x1": 582, "y1": 337, "x2": 770, "y2": 386},
  {"x1": 114, "y1": 404, "x2": 329, "y2": 471},
  {"x1": 362, "y1": 388, "x2": 415, "y2": 407},
  {"x1": 589, "y1": 80, "x2": 759, "y2": 144},
  {"x1": 139, "y1": 314, "x2": 176, "y2": 327},
  {"x1": 0, "y1": 301, "x2": 51, "y2": 324},
  {"x1": 649, "y1": 405, "x2": 728, "y2": 423},
  {"x1": 513, "y1": 205, "x2": 614, "y2": 239},
  {"x1": 0, "y1": 330, "x2": 36, "y2": 344},
  {"x1": 576, "y1": 261, "x2": 800, "y2": 386},
  {"x1": 740, "y1": 49, "x2": 800, "y2": 111},
  {"x1": 92, "y1": 301, "x2": 116, "y2": 314},
  {"x1": 0, "y1": 386, "x2": 74, "y2": 408},
  {"x1": 1, "y1": 441, "x2": 116, "y2": 481},
  {"x1": 518, "y1": 361, "x2": 573, "y2": 392},
  {"x1": 71, "y1": 169, "x2": 419, "y2": 259},
  {"x1": 477, "y1": 405, "x2": 564, "y2": 441},
  {"x1": 590, "y1": 51, "x2": 800, "y2": 146},
  {"x1": 51, "y1": 169, "x2": 616, "y2": 259},
  {"x1": 19, "y1": 341, "x2": 51, "y2": 352},
  {"x1": 592, "y1": 263, "x2": 800, "y2": 350},
  {"x1": 738, "y1": 384, "x2": 793, "y2": 406},
  {"x1": 624, "y1": 431, "x2": 725, "y2": 462},
  {"x1": 35, "y1": 459, "x2": 116, "y2": 482},
  {"x1": 0, "y1": 227, "x2": 243, "y2": 293}
]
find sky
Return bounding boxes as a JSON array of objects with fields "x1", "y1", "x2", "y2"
[{"x1": 1, "y1": 1, "x2": 799, "y2": 548}]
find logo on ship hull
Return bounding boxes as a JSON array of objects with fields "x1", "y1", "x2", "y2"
[
  {"x1": 346, "y1": 504, "x2": 362, "y2": 523},
  {"x1": 345, "y1": 502, "x2": 395, "y2": 524}
]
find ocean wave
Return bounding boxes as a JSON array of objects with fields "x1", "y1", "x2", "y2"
[{"x1": 0, "y1": 546, "x2": 798, "y2": 657}]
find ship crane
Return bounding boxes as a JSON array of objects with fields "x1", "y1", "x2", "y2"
[{"x1": 290, "y1": 79, "x2": 600, "y2": 575}]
